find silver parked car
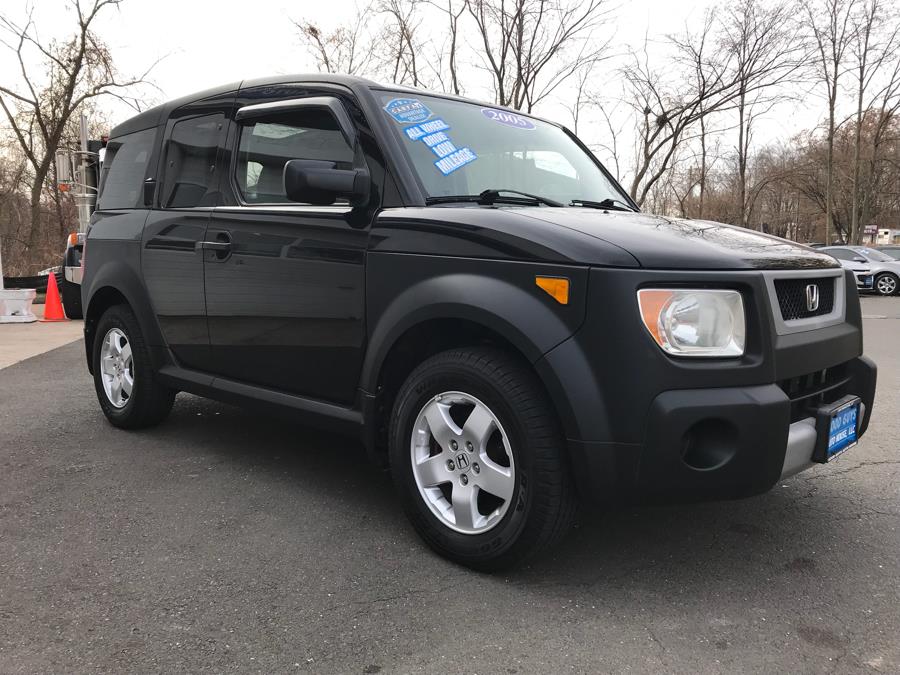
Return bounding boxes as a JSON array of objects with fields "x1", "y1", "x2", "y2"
[{"x1": 823, "y1": 246, "x2": 900, "y2": 296}]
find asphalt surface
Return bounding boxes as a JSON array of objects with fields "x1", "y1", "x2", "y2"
[{"x1": 1, "y1": 298, "x2": 898, "y2": 674}]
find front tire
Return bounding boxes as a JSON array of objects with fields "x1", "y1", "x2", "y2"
[
  {"x1": 92, "y1": 304, "x2": 175, "y2": 429},
  {"x1": 389, "y1": 348, "x2": 576, "y2": 571},
  {"x1": 874, "y1": 273, "x2": 898, "y2": 296}
]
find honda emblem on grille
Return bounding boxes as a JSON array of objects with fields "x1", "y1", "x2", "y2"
[{"x1": 805, "y1": 284, "x2": 819, "y2": 312}]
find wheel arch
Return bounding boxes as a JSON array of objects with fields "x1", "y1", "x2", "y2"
[
  {"x1": 83, "y1": 261, "x2": 165, "y2": 374},
  {"x1": 360, "y1": 272, "x2": 588, "y2": 462}
]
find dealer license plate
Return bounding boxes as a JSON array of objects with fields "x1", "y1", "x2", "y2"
[{"x1": 826, "y1": 399, "x2": 860, "y2": 460}]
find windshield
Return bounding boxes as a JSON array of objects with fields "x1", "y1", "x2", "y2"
[
  {"x1": 860, "y1": 248, "x2": 895, "y2": 262},
  {"x1": 378, "y1": 92, "x2": 628, "y2": 206}
]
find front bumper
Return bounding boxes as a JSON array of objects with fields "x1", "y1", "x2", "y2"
[
  {"x1": 855, "y1": 272, "x2": 874, "y2": 290},
  {"x1": 567, "y1": 355, "x2": 877, "y2": 503},
  {"x1": 64, "y1": 265, "x2": 83, "y2": 284}
]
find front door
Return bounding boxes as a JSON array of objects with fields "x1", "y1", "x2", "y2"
[{"x1": 203, "y1": 93, "x2": 370, "y2": 404}]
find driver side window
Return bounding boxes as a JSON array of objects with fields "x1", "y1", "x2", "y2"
[{"x1": 235, "y1": 109, "x2": 354, "y2": 205}]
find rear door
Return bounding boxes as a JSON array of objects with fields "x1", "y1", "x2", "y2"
[
  {"x1": 141, "y1": 96, "x2": 232, "y2": 371},
  {"x1": 203, "y1": 87, "x2": 374, "y2": 404}
]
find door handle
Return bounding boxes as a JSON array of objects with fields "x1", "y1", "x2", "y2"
[
  {"x1": 196, "y1": 241, "x2": 231, "y2": 252},
  {"x1": 197, "y1": 232, "x2": 232, "y2": 260}
]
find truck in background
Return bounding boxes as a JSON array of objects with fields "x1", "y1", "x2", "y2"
[{"x1": 55, "y1": 114, "x2": 105, "y2": 319}]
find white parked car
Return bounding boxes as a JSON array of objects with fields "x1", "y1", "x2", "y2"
[{"x1": 823, "y1": 246, "x2": 899, "y2": 296}]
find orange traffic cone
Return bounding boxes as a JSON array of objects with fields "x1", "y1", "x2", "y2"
[{"x1": 41, "y1": 273, "x2": 68, "y2": 322}]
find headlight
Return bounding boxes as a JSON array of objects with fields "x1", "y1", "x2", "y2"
[{"x1": 637, "y1": 289, "x2": 745, "y2": 357}]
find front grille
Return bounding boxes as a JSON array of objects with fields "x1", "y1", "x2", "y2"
[
  {"x1": 779, "y1": 363, "x2": 851, "y2": 422},
  {"x1": 773, "y1": 277, "x2": 835, "y2": 321}
]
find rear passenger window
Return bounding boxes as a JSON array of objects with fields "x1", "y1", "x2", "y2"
[
  {"x1": 97, "y1": 128, "x2": 155, "y2": 210},
  {"x1": 235, "y1": 109, "x2": 354, "y2": 204},
  {"x1": 161, "y1": 114, "x2": 223, "y2": 208}
]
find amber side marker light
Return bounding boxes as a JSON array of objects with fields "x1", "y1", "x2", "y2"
[
  {"x1": 637, "y1": 289, "x2": 673, "y2": 346},
  {"x1": 535, "y1": 276, "x2": 570, "y2": 305}
]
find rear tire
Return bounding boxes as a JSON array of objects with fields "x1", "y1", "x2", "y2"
[
  {"x1": 389, "y1": 347, "x2": 576, "y2": 571},
  {"x1": 92, "y1": 304, "x2": 175, "y2": 429}
]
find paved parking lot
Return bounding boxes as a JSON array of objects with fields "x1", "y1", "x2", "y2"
[{"x1": 1, "y1": 298, "x2": 898, "y2": 674}]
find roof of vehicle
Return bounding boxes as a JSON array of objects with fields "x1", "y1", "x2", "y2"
[
  {"x1": 109, "y1": 74, "x2": 382, "y2": 137},
  {"x1": 108, "y1": 73, "x2": 558, "y2": 138}
]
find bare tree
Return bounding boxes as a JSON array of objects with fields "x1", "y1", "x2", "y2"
[
  {"x1": 856, "y1": 57, "x2": 900, "y2": 236},
  {"x1": 377, "y1": 0, "x2": 424, "y2": 86},
  {"x1": 565, "y1": 61, "x2": 595, "y2": 136},
  {"x1": 697, "y1": 115, "x2": 713, "y2": 218},
  {"x1": 296, "y1": 5, "x2": 375, "y2": 75},
  {"x1": 426, "y1": 0, "x2": 467, "y2": 95},
  {"x1": 802, "y1": 0, "x2": 858, "y2": 244},
  {"x1": 298, "y1": 1, "x2": 430, "y2": 88},
  {"x1": 0, "y1": 140, "x2": 31, "y2": 275},
  {"x1": 848, "y1": 0, "x2": 899, "y2": 243},
  {"x1": 623, "y1": 14, "x2": 735, "y2": 208},
  {"x1": 589, "y1": 97, "x2": 627, "y2": 181},
  {"x1": 0, "y1": 0, "x2": 153, "y2": 261},
  {"x1": 719, "y1": 0, "x2": 806, "y2": 228},
  {"x1": 466, "y1": 0, "x2": 612, "y2": 112}
]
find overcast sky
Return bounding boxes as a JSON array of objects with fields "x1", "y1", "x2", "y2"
[
  {"x1": 91, "y1": 0, "x2": 719, "y2": 104},
  {"x1": 3, "y1": 0, "x2": 822, "y2": 170}
]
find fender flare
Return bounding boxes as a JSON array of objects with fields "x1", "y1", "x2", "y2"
[
  {"x1": 361, "y1": 272, "x2": 579, "y2": 391},
  {"x1": 83, "y1": 257, "x2": 166, "y2": 370},
  {"x1": 358, "y1": 271, "x2": 602, "y2": 445}
]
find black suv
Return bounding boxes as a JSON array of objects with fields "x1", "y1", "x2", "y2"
[{"x1": 83, "y1": 75, "x2": 877, "y2": 569}]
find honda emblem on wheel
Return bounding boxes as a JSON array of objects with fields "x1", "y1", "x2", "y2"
[
  {"x1": 805, "y1": 284, "x2": 819, "y2": 312},
  {"x1": 456, "y1": 452, "x2": 469, "y2": 470}
]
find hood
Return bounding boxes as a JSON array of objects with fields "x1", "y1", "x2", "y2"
[{"x1": 515, "y1": 209, "x2": 840, "y2": 270}]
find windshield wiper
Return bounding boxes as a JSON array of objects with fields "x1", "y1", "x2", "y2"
[
  {"x1": 425, "y1": 188, "x2": 564, "y2": 207},
  {"x1": 571, "y1": 198, "x2": 637, "y2": 212},
  {"x1": 479, "y1": 189, "x2": 564, "y2": 207}
]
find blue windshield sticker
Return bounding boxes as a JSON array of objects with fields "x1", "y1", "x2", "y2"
[
  {"x1": 405, "y1": 125, "x2": 427, "y2": 140},
  {"x1": 400, "y1": 117, "x2": 468, "y2": 173},
  {"x1": 421, "y1": 131, "x2": 450, "y2": 147},
  {"x1": 403, "y1": 119, "x2": 450, "y2": 140},
  {"x1": 384, "y1": 98, "x2": 432, "y2": 124},
  {"x1": 481, "y1": 108, "x2": 536, "y2": 130},
  {"x1": 431, "y1": 140, "x2": 457, "y2": 158},
  {"x1": 434, "y1": 147, "x2": 477, "y2": 175},
  {"x1": 418, "y1": 118, "x2": 450, "y2": 134}
]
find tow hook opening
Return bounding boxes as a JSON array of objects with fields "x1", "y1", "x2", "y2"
[{"x1": 681, "y1": 419, "x2": 738, "y2": 471}]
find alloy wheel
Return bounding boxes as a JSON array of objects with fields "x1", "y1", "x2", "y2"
[
  {"x1": 99, "y1": 327, "x2": 134, "y2": 408},
  {"x1": 410, "y1": 391, "x2": 516, "y2": 534},
  {"x1": 876, "y1": 275, "x2": 897, "y2": 296}
]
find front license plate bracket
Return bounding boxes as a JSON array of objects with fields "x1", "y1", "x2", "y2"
[{"x1": 812, "y1": 395, "x2": 861, "y2": 463}]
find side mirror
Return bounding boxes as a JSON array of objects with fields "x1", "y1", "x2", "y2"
[
  {"x1": 853, "y1": 256, "x2": 867, "y2": 263},
  {"x1": 283, "y1": 159, "x2": 370, "y2": 207}
]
